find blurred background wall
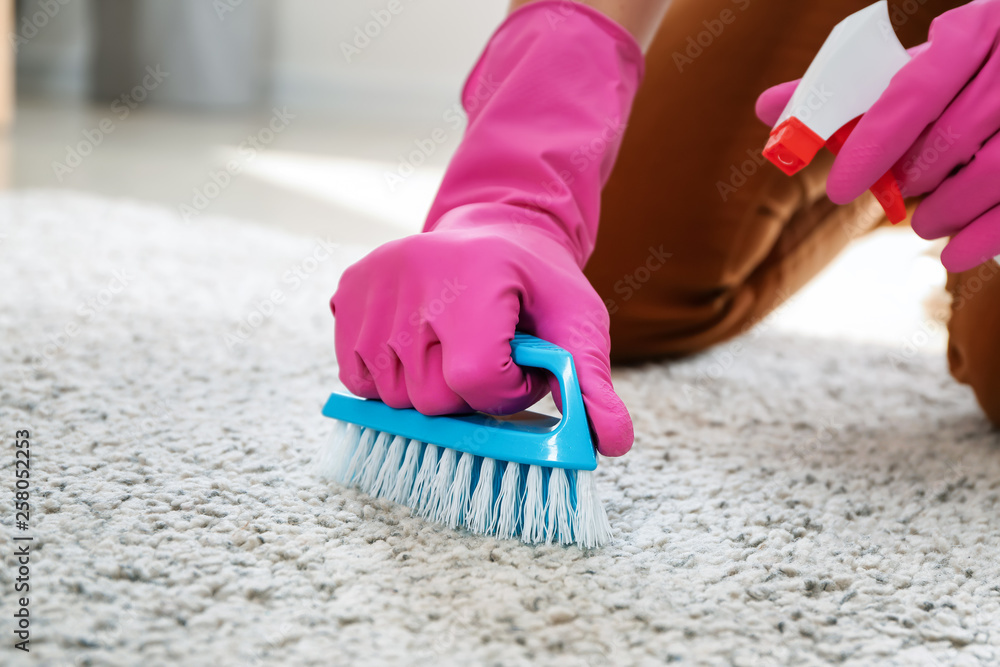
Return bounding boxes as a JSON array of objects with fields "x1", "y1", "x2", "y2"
[
  {"x1": 15, "y1": 0, "x2": 507, "y2": 119},
  {"x1": 6, "y1": 0, "x2": 509, "y2": 242}
]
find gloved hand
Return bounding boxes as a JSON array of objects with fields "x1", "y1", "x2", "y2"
[
  {"x1": 331, "y1": 1, "x2": 644, "y2": 456},
  {"x1": 756, "y1": 0, "x2": 1000, "y2": 272}
]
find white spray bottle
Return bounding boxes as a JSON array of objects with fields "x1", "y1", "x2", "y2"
[{"x1": 763, "y1": 0, "x2": 910, "y2": 222}]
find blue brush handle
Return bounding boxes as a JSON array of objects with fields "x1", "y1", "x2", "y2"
[
  {"x1": 322, "y1": 333, "x2": 597, "y2": 470},
  {"x1": 509, "y1": 332, "x2": 590, "y2": 443}
]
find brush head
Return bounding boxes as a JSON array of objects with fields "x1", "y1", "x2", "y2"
[
  {"x1": 317, "y1": 334, "x2": 612, "y2": 547},
  {"x1": 316, "y1": 420, "x2": 612, "y2": 547}
]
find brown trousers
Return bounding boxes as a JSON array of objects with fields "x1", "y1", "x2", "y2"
[{"x1": 586, "y1": 0, "x2": 1000, "y2": 422}]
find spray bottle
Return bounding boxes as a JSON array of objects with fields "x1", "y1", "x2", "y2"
[{"x1": 763, "y1": 0, "x2": 910, "y2": 222}]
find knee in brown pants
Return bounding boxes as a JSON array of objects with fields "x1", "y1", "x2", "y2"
[{"x1": 948, "y1": 266, "x2": 1000, "y2": 423}]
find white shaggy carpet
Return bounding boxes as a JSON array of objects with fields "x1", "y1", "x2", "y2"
[{"x1": 3, "y1": 190, "x2": 1000, "y2": 667}]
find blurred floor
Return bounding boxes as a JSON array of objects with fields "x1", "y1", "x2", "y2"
[{"x1": 8, "y1": 98, "x2": 457, "y2": 246}]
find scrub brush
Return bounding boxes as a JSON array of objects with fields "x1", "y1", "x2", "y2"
[{"x1": 316, "y1": 333, "x2": 612, "y2": 547}]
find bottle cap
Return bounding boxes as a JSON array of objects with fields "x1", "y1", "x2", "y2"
[{"x1": 763, "y1": 117, "x2": 826, "y2": 176}]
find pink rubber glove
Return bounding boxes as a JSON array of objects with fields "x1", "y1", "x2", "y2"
[
  {"x1": 756, "y1": 0, "x2": 1000, "y2": 272},
  {"x1": 330, "y1": 1, "x2": 643, "y2": 456}
]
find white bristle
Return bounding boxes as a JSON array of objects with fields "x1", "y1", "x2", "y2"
[
  {"x1": 493, "y1": 462, "x2": 522, "y2": 540},
  {"x1": 408, "y1": 443, "x2": 439, "y2": 509},
  {"x1": 319, "y1": 424, "x2": 613, "y2": 547},
  {"x1": 358, "y1": 430, "x2": 393, "y2": 493},
  {"x1": 521, "y1": 465, "x2": 546, "y2": 544},
  {"x1": 389, "y1": 439, "x2": 421, "y2": 504},
  {"x1": 574, "y1": 470, "x2": 612, "y2": 549},
  {"x1": 370, "y1": 434, "x2": 406, "y2": 498},
  {"x1": 343, "y1": 427, "x2": 377, "y2": 484},
  {"x1": 315, "y1": 420, "x2": 350, "y2": 481},
  {"x1": 545, "y1": 468, "x2": 573, "y2": 545},
  {"x1": 442, "y1": 452, "x2": 475, "y2": 528},
  {"x1": 425, "y1": 447, "x2": 457, "y2": 521},
  {"x1": 466, "y1": 457, "x2": 497, "y2": 534}
]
